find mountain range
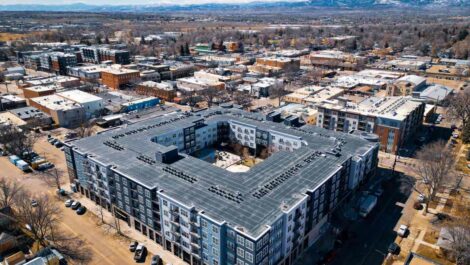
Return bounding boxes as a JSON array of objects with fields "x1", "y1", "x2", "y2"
[{"x1": 0, "y1": 0, "x2": 468, "y2": 12}]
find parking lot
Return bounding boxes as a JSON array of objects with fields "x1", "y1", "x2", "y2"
[{"x1": 0, "y1": 132, "x2": 182, "y2": 265}]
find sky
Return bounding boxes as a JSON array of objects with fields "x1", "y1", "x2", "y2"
[{"x1": 0, "y1": 0, "x2": 302, "y2": 5}]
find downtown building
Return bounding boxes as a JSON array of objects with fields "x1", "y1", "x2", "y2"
[
  {"x1": 64, "y1": 108, "x2": 379, "y2": 265},
  {"x1": 80, "y1": 46, "x2": 131, "y2": 65},
  {"x1": 316, "y1": 96, "x2": 425, "y2": 154}
]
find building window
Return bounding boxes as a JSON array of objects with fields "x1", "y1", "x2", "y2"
[
  {"x1": 237, "y1": 235, "x2": 244, "y2": 246},
  {"x1": 237, "y1": 247, "x2": 245, "y2": 257},
  {"x1": 245, "y1": 252, "x2": 253, "y2": 263},
  {"x1": 245, "y1": 240, "x2": 254, "y2": 251}
]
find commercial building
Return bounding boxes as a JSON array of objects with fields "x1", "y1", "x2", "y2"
[
  {"x1": 302, "y1": 50, "x2": 365, "y2": 70},
  {"x1": 8, "y1": 106, "x2": 53, "y2": 128},
  {"x1": 389, "y1": 75, "x2": 427, "y2": 96},
  {"x1": 57, "y1": 90, "x2": 104, "y2": 118},
  {"x1": 64, "y1": 107, "x2": 379, "y2": 265},
  {"x1": 284, "y1": 86, "x2": 344, "y2": 106},
  {"x1": 21, "y1": 85, "x2": 57, "y2": 100},
  {"x1": 317, "y1": 96, "x2": 425, "y2": 153},
  {"x1": 80, "y1": 46, "x2": 131, "y2": 65},
  {"x1": 22, "y1": 76, "x2": 80, "y2": 89},
  {"x1": 29, "y1": 94, "x2": 86, "y2": 128},
  {"x1": 176, "y1": 72, "x2": 225, "y2": 93},
  {"x1": 136, "y1": 81, "x2": 177, "y2": 102},
  {"x1": 67, "y1": 65, "x2": 103, "y2": 80},
  {"x1": 50, "y1": 52, "x2": 77, "y2": 75},
  {"x1": 0, "y1": 95, "x2": 27, "y2": 111},
  {"x1": 248, "y1": 57, "x2": 300, "y2": 76},
  {"x1": 101, "y1": 67, "x2": 141, "y2": 90}
]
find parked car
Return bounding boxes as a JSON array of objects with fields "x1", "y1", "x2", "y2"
[
  {"x1": 76, "y1": 206, "x2": 87, "y2": 215},
  {"x1": 134, "y1": 244, "x2": 147, "y2": 262},
  {"x1": 31, "y1": 199, "x2": 38, "y2": 207},
  {"x1": 129, "y1": 241, "x2": 138, "y2": 252},
  {"x1": 417, "y1": 194, "x2": 426, "y2": 203},
  {"x1": 56, "y1": 188, "x2": 67, "y2": 196},
  {"x1": 150, "y1": 255, "x2": 161, "y2": 265},
  {"x1": 431, "y1": 213, "x2": 451, "y2": 224},
  {"x1": 65, "y1": 199, "x2": 74, "y2": 207},
  {"x1": 48, "y1": 138, "x2": 57, "y2": 145},
  {"x1": 397, "y1": 225, "x2": 409, "y2": 237},
  {"x1": 71, "y1": 201, "x2": 81, "y2": 210},
  {"x1": 54, "y1": 141, "x2": 64, "y2": 148},
  {"x1": 388, "y1": 242, "x2": 400, "y2": 254}
]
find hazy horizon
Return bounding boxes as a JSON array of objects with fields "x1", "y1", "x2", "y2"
[{"x1": 0, "y1": 0, "x2": 306, "y2": 5}]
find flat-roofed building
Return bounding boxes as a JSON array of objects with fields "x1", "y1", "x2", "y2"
[
  {"x1": 136, "y1": 81, "x2": 176, "y2": 102},
  {"x1": 303, "y1": 50, "x2": 366, "y2": 70},
  {"x1": 317, "y1": 96, "x2": 425, "y2": 153},
  {"x1": 101, "y1": 67, "x2": 140, "y2": 90},
  {"x1": 22, "y1": 85, "x2": 56, "y2": 100},
  {"x1": 248, "y1": 57, "x2": 300, "y2": 75},
  {"x1": 22, "y1": 76, "x2": 80, "y2": 89},
  {"x1": 57, "y1": 90, "x2": 104, "y2": 118},
  {"x1": 67, "y1": 65, "x2": 103, "y2": 80},
  {"x1": 389, "y1": 75, "x2": 427, "y2": 96},
  {"x1": 29, "y1": 94, "x2": 85, "y2": 128},
  {"x1": 0, "y1": 95, "x2": 27, "y2": 111},
  {"x1": 64, "y1": 107, "x2": 379, "y2": 265}
]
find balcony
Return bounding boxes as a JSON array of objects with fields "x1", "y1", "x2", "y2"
[
  {"x1": 190, "y1": 231, "x2": 200, "y2": 239},
  {"x1": 191, "y1": 242, "x2": 200, "y2": 249},
  {"x1": 171, "y1": 220, "x2": 180, "y2": 228}
]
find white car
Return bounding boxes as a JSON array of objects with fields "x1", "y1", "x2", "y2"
[
  {"x1": 417, "y1": 194, "x2": 426, "y2": 203},
  {"x1": 397, "y1": 225, "x2": 409, "y2": 237},
  {"x1": 65, "y1": 199, "x2": 74, "y2": 207}
]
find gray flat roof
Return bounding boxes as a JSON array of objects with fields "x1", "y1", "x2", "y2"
[{"x1": 69, "y1": 108, "x2": 376, "y2": 237}]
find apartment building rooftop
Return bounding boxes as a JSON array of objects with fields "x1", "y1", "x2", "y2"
[
  {"x1": 68, "y1": 108, "x2": 377, "y2": 238},
  {"x1": 319, "y1": 96, "x2": 422, "y2": 121},
  {"x1": 101, "y1": 67, "x2": 139, "y2": 75}
]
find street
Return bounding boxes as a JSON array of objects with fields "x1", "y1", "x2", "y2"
[
  {"x1": 329, "y1": 172, "x2": 412, "y2": 265},
  {"x1": 0, "y1": 136, "x2": 152, "y2": 265}
]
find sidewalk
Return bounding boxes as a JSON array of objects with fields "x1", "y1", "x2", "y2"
[{"x1": 70, "y1": 193, "x2": 188, "y2": 265}]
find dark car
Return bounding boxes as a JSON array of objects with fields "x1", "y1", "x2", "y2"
[
  {"x1": 150, "y1": 255, "x2": 161, "y2": 265},
  {"x1": 76, "y1": 206, "x2": 87, "y2": 215},
  {"x1": 54, "y1": 141, "x2": 64, "y2": 148},
  {"x1": 129, "y1": 241, "x2": 138, "y2": 252},
  {"x1": 388, "y1": 242, "x2": 400, "y2": 255},
  {"x1": 71, "y1": 201, "x2": 81, "y2": 210},
  {"x1": 134, "y1": 244, "x2": 147, "y2": 262}
]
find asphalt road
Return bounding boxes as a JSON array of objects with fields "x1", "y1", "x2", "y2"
[{"x1": 329, "y1": 173, "x2": 412, "y2": 265}]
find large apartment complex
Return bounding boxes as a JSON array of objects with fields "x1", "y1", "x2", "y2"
[
  {"x1": 64, "y1": 108, "x2": 379, "y2": 265},
  {"x1": 316, "y1": 96, "x2": 425, "y2": 153}
]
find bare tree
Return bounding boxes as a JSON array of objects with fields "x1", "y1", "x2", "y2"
[
  {"x1": 39, "y1": 168, "x2": 64, "y2": 191},
  {"x1": 232, "y1": 91, "x2": 253, "y2": 109},
  {"x1": 15, "y1": 194, "x2": 61, "y2": 247},
  {"x1": 412, "y1": 141, "x2": 455, "y2": 214},
  {"x1": 200, "y1": 87, "x2": 222, "y2": 108},
  {"x1": 0, "y1": 125, "x2": 37, "y2": 155},
  {"x1": 269, "y1": 81, "x2": 287, "y2": 107},
  {"x1": 0, "y1": 178, "x2": 23, "y2": 209},
  {"x1": 76, "y1": 120, "x2": 95, "y2": 138},
  {"x1": 443, "y1": 217, "x2": 470, "y2": 265},
  {"x1": 447, "y1": 88, "x2": 470, "y2": 128}
]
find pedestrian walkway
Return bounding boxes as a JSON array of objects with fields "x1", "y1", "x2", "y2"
[{"x1": 71, "y1": 193, "x2": 188, "y2": 265}]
